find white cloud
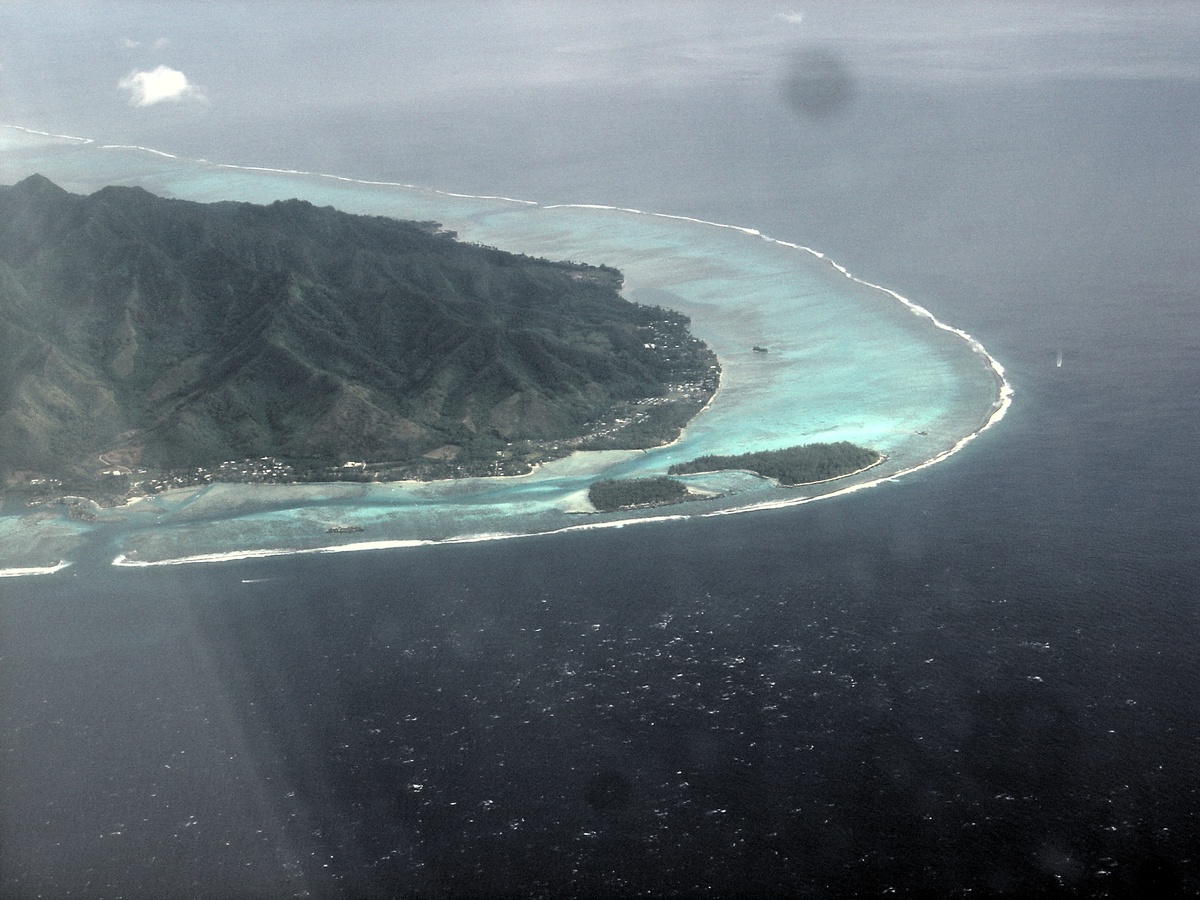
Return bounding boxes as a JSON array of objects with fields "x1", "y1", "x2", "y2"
[
  {"x1": 778, "y1": 12, "x2": 805, "y2": 26},
  {"x1": 118, "y1": 65, "x2": 203, "y2": 106},
  {"x1": 121, "y1": 37, "x2": 170, "y2": 50}
]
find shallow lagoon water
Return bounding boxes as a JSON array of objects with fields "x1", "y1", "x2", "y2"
[{"x1": 0, "y1": 127, "x2": 1007, "y2": 570}]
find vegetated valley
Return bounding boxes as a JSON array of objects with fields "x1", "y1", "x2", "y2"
[{"x1": 0, "y1": 176, "x2": 718, "y2": 508}]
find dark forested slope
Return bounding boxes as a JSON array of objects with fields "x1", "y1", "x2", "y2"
[{"x1": 0, "y1": 175, "x2": 716, "y2": 492}]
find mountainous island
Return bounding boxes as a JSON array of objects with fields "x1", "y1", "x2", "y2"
[{"x1": 0, "y1": 175, "x2": 718, "y2": 509}]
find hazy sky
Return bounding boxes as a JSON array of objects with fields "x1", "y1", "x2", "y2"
[{"x1": 3, "y1": 1, "x2": 1198, "y2": 136}]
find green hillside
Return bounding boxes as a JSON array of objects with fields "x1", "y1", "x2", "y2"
[{"x1": 0, "y1": 176, "x2": 717, "y2": 497}]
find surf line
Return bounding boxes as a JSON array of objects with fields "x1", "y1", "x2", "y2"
[
  {"x1": 99, "y1": 144, "x2": 186, "y2": 159},
  {"x1": 82, "y1": 146, "x2": 544, "y2": 207},
  {"x1": 543, "y1": 201, "x2": 1013, "y2": 439},
  {"x1": 2, "y1": 123, "x2": 94, "y2": 144},
  {"x1": 0, "y1": 124, "x2": 541, "y2": 208},
  {"x1": 108, "y1": 515, "x2": 701, "y2": 569},
  {"x1": 208, "y1": 164, "x2": 539, "y2": 206},
  {"x1": 0, "y1": 560, "x2": 72, "y2": 578}
]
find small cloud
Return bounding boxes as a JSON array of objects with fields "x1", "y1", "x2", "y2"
[
  {"x1": 778, "y1": 12, "x2": 805, "y2": 26},
  {"x1": 121, "y1": 37, "x2": 169, "y2": 50},
  {"x1": 118, "y1": 65, "x2": 203, "y2": 106}
]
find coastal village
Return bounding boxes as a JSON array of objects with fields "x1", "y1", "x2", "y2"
[{"x1": 6, "y1": 363, "x2": 719, "y2": 514}]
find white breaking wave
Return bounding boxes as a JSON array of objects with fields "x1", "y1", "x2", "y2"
[
  {"x1": 3, "y1": 124, "x2": 93, "y2": 144},
  {"x1": 436, "y1": 190, "x2": 538, "y2": 205},
  {"x1": 46, "y1": 136, "x2": 540, "y2": 206},
  {"x1": 0, "y1": 561, "x2": 72, "y2": 578},
  {"x1": 545, "y1": 201, "x2": 1014, "y2": 445},
  {"x1": 100, "y1": 144, "x2": 184, "y2": 159},
  {"x1": 208, "y1": 163, "x2": 537, "y2": 205}
]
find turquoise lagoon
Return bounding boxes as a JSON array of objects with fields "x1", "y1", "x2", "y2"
[{"x1": 0, "y1": 127, "x2": 1010, "y2": 572}]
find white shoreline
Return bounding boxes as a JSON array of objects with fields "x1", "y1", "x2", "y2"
[
  {"x1": 1, "y1": 124, "x2": 1012, "y2": 572},
  {"x1": 3, "y1": 124, "x2": 93, "y2": 144},
  {"x1": 0, "y1": 560, "x2": 72, "y2": 578},
  {"x1": 545, "y1": 202, "x2": 1013, "y2": 436}
]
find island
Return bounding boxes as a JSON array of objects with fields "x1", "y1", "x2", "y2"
[
  {"x1": 587, "y1": 476, "x2": 692, "y2": 512},
  {"x1": 0, "y1": 130, "x2": 1010, "y2": 573},
  {"x1": 0, "y1": 175, "x2": 718, "y2": 510},
  {"x1": 584, "y1": 442, "x2": 881, "y2": 514},
  {"x1": 669, "y1": 441, "x2": 881, "y2": 485}
]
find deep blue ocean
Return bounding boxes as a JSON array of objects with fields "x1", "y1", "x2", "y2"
[{"x1": 3, "y1": 8, "x2": 1200, "y2": 897}]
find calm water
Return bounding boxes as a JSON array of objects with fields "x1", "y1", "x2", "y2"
[{"x1": 2, "y1": 9, "x2": 1200, "y2": 897}]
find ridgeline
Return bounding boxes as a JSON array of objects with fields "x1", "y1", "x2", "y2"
[{"x1": 0, "y1": 176, "x2": 718, "y2": 506}]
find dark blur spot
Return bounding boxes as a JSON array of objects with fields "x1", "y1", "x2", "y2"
[
  {"x1": 586, "y1": 769, "x2": 632, "y2": 811},
  {"x1": 781, "y1": 48, "x2": 856, "y2": 121}
]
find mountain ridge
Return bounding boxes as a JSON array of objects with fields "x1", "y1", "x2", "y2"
[{"x1": 0, "y1": 176, "x2": 718, "y2": 500}]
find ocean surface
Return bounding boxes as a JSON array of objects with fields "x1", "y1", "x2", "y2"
[{"x1": 2, "y1": 5, "x2": 1199, "y2": 897}]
